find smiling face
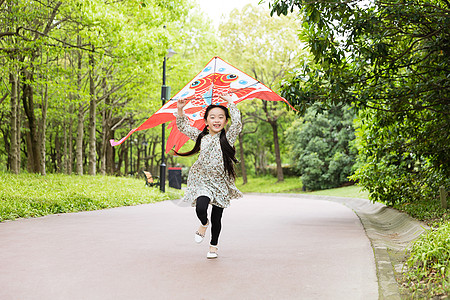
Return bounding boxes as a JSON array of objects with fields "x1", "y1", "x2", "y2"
[{"x1": 205, "y1": 107, "x2": 229, "y2": 135}]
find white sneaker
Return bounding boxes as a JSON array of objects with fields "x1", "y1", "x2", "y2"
[
  {"x1": 194, "y1": 221, "x2": 209, "y2": 244},
  {"x1": 207, "y1": 245, "x2": 218, "y2": 259}
]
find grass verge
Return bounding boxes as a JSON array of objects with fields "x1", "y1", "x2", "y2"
[
  {"x1": 235, "y1": 175, "x2": 369, "y2": 199},
  {"x1": 0, "y1": 172, "x2": 182, "y2": 222}
]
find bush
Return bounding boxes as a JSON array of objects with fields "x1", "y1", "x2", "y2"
[
  {"x1": 285, "y1": 104, "x2": 357, "y2": 190},
  {"x1": 351, "y1": 109, "x2": 450, "y2": 206}
]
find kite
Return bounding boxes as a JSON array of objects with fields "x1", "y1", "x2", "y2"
[{"x1": 110, "y1": 56, "x2": 296, "y2": 152}]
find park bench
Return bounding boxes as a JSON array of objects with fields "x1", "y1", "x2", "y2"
[{"x1": 141, "y1": 171, "x2": 159, "y2": 188}]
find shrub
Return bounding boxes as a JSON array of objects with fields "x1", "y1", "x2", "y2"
[{"x1": 285, "y1": 104, "x2": 357, "y2": 190}]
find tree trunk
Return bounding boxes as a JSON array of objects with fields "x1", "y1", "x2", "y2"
[
  {"x1": 150, "y1": 137, "x2": 157, "y2": 174},
  {"x1": 238, "y1": 132, "x2": 248, "y2": 184},
  {"x1": 55, "y1": 128, "x2": 62, "y2": 172},
  {"x1": 100, "y1": 78, "x2": 115, "y2": 175},
  {"x1": 106, "y1": 130, "x2": 114, "y2": 174},
  {"x1": 63, "y1": 121, "x2": 67, "y2": 173},
  {"x1": 75, "y1": 35, "x2": 84, "y2": 175},
  {"x1": 9, "y1": 72, "x2": 20, "y2": 174},
  {"x1": 39, "y1": 61, "x2": 49, "y2": 176},
  {"x1": 88, "y1": 49, "x2": 96, "y2": 175},
  {"x1": 75, "y1": 106, "x2": 85, "y2": 175},
  {"x1": 136, "y1": 140, "x2": 142, "y2": 172},
  {"x1": 269, "y1": 120, "x2": 284, "y2": 182},
  {"x1": 124, "y1": 144, "x2": 129, "y2": 175},
  {"x1": 22, "y1": 78, "x2": 41, "y2": 173},
  {"x1": 67, "y1": 104, "x2": 74, "y2": 174}
]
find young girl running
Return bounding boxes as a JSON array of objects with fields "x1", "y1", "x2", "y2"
[{"x1": 175, "y1": 93, "x2": 242, "y2": 259}]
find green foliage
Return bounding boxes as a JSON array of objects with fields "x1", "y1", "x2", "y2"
[
  {"x1": 0, "y1": 172, "x2": 182, "y2": 221},
  {"x1": 269, "y1": 0, "x2": 450, "y2": 208},
  {"x1": 285, "y1": 104, "x2": 357, "y2": 190},
  {"x1": 392, "y1": 198, "x2": 450, "y2": 226},
  {"x1": 0, "y1": 0, "x2": 220, "y2": 175},
  {"x1": 351, "y1": 109, "x2": 450, "y2": 206},
  {"x1": 404, "y1": 221, "x2": 450, "y2": 297}
]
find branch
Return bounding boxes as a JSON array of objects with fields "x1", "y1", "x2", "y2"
[
  {"x1": 96, "y1": 75, "x2": 137, "y2": 103},
  {"x1": 0, "y1": 31, "x2": 16, "y2": 39},
  {"x1": 0, "y1": 92, "x2": 7, "y2": 105},
  {"x1": 49, "y1": 17, "x2": 69, "y2": 30},
  {"x1": 16, "y1": 27, "x2": 94, "y2": 52},
  {"x1": 246, "y1": 111, "x2": 266, "y2": 122},
  {"x1": 42, "y1": 2, "x2": 62, "y2": 36},
  {"x1": 111, "y1": 114, "x2": 130, "y2": 131}
]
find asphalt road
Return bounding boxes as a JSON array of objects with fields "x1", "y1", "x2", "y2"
[{"x1": 0, "y1": 194, "x2": 378, "y2": 300}]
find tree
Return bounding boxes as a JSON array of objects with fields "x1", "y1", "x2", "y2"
[
  {"x1": 219, "y1": 4, "x2": 305, "y2": 182},
  {"x1": 269, "y1": 0, "x2": 450, "y2": 203},
  {"x1": 286, "y1": 104, "x2": 356, "y2": 190}
]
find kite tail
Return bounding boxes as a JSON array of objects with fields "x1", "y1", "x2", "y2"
[{"x1": 109, "y1": 128, "x2": 138, "y2": 146}]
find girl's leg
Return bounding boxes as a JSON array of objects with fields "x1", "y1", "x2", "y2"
[
  {"x1": 210, "y1": 205, "x2": 224, "y2": 246},
  {"x1": 195, "y1": 196, "x2": 210, "y2": 226}
]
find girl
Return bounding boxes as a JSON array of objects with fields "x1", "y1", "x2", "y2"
[{"x1": 175, "y1": 93, "x2": 242, "y2": 259}]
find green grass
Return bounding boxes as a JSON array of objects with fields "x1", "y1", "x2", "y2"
[
  {"x1": 236, "y1": 175, "x2": 369, "y2": 199},
  {"x1": 403, "y1": 221, "x2": 450, "y2": 298},
  {"x1": 0, "y1": 172, "x2": 182, "y2": 222}
]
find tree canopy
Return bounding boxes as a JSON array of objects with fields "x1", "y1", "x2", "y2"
[{"x1": 269, "y1": 0, "x2": 450, "y2": 202}]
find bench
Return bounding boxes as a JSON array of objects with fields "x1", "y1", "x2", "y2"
[{"x1": 141, "y1": 171, "x2": 159, "y2": 187}]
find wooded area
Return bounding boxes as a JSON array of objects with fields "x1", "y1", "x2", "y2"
[
  {"x1": 0, "y1": 1, "x2": 309, "y2": 184},
  {"x1": 0, "y1": 0, "x2": 220, "y2": 176}
]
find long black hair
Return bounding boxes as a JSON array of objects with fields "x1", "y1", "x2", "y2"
[{"x1": 175, "y1": 104, "x2": 239, "y2": 179}]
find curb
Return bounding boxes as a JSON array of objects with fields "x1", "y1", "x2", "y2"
[{"x1": 247, "y1": 193, "x2": 429, "y2": 300}]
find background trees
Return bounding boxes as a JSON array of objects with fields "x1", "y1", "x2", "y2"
[
  {"x1": 219, "y1": 4, "x2": 306, "y2": 182},
  {"x1": 0, "y1": 0, "x2": 362, "y2": 193},
  {"x1": 269, "y1": 0, "x2": 450, "y2": 201},
  {"x1": 0, "y1": 0, "x2": 219, "y2": 176}
]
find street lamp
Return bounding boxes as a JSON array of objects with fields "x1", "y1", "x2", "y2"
[{"x1": 160, "y1": 48, "x2": 177, "y2": 192}]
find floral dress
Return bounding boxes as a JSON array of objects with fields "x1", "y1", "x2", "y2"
[{"x1": 176, "y1": 102, "x2": 243, "y2": 208}]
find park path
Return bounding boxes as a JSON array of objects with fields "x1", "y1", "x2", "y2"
[{"x1": 0, "y1": 194, "x2": 378, "y2": 300}]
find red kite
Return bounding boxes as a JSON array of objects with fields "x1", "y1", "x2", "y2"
[{"x1": 110, "y1": 56, "x2": 296, "y2": 152}]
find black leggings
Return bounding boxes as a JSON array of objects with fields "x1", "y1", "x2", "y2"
[{"x1": 195, "y1": 196, "x2": 224, "y2": 246}]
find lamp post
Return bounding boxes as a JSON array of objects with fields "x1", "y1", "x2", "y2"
[{"x1": 160, "y1": 48, "x2": 177, "y2": 192}]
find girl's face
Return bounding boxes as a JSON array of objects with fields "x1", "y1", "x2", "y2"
[{"x1": 205, "y1": 107, "x2": 228, "y2": 135}]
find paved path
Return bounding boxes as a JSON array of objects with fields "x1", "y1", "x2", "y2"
[{"x1": 0, "y1": 194, "x2": 378, "y2": 299}]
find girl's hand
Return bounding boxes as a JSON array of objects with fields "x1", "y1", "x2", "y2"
[
  {"x1": 177, "y1": 99, "x2": 187, "y2": 115},
  {"x1": 219, "y1": 92, "x2": 234, "y2": 104}
]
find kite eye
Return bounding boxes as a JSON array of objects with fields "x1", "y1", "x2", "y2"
[
  {"x1": 191, "y1": 80, "x2": 201, "y2": 88},
  {"x1": 190, "y1": 78, "x2": 209, "y2": 90},
  {"x1": 219, "y1": 74, "x2": 238, "y2": 84}
]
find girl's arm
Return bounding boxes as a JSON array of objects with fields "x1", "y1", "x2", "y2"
[
  {"x1": 176, "y1": 99, "x2": 201, "y2": 141},
  {"x1": 220, "y1": 93, "x2": 242, "y2": 145}
]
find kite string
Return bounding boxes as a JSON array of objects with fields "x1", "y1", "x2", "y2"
[{"x1": 212, "y1": 57, "x2": 217, "y2": 104}]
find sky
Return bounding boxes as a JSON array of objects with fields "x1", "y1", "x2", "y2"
[{"x1": 196, "y1": 0, "x2": 266, "y2": 28}]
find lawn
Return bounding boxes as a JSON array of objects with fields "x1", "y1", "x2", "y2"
[
  {"x1": 0, "y1": 172, "x2": 182, "y2": 222},
  {"x1": 236, "y1": 175, "x2": 369, "y2": 199}
]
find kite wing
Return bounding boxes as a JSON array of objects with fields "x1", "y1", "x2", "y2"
[{"x1": 110, "y1": 56, "x2": 296, "y2": 152}]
